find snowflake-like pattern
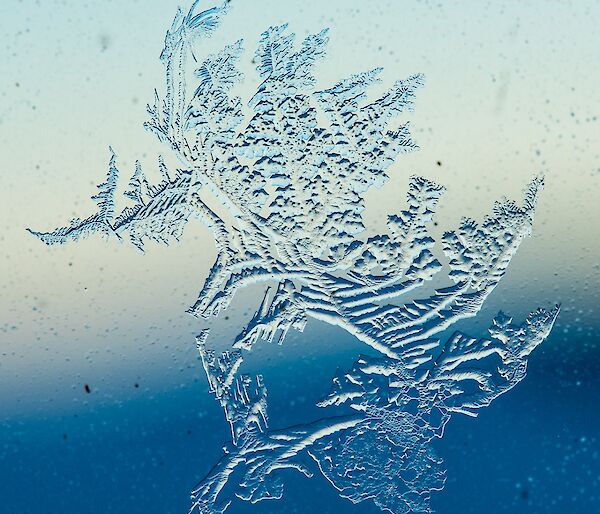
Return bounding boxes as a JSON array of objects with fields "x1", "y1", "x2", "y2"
[{"x1": 29, "y1": 2, "x2": 558, "y2": 513}]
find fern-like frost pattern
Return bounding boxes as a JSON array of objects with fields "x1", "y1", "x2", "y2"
[{"x1": 30, "y1": 2, "x2": 558, "y2": 513}]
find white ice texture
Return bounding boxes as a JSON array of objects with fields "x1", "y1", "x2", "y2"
[{"x1": 30, "y1": 2, "x2": 559, "y2": 513}]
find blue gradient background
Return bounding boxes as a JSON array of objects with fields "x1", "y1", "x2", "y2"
[{"x1": 0, "y1": 1, "x2": 599, "y2": 513}]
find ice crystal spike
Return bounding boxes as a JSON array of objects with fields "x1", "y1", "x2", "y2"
[
  {"x1": 27, "y1": 148, "x2": 120, "y2": 245},
  {"x1": 30, "y1": 2, "x2": 558, "y2": 514}
]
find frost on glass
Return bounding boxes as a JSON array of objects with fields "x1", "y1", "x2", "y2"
[{"x1": 29, "y1": 2, "x2": 559, "y2": 513}]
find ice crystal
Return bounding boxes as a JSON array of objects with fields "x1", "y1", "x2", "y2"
[{"x1": 29, "y1": 2, "x2": 558, "y2": 513}]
